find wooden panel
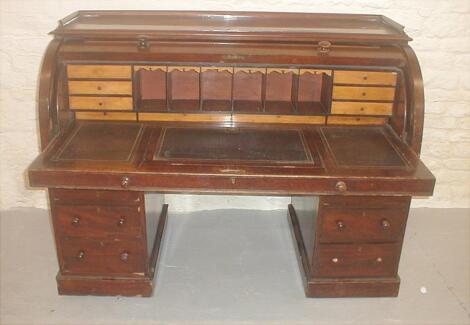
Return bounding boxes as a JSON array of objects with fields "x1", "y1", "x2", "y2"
[
  {"x1": 233, "y1": 114, "x2": 326, "y2": 125},
  {"x1": 331, "y1": 101, "x2": 393, "y2": 116},
  {"x1": 313, "y1": 243, "x2": 401, "y2": 278},
  {"x1": 68, "y1": 81, "x2": 132, "y2": 95},
  {"x1": 319, "y1": 207, "x2": 407, "y2": 243},
  {"x1": 332, "y1": 86, "x2": 395, "y2": 101},
  {"x1": 60, "y1": 237, "x2": 146, "y2": 276},
  {"x1": 75, "y1": 112, "x2": 137, "y2": 121},
  {"x1": 55, "y1": 205, "x2": 143, "y2": 237},
  {"x1": 67, "y1": 65, "x2": 131, "y2": 79},
  {"x1": 139, "y1": 112, "x2": 231, "y2": 123},
  {"x1": 138, "y1": 113, "x2": 326, "y2": 124},
  {"x1": 69, "y1": 96, "x2": 133, "y2": 110},
  {"x1": 334, "y1": 70, "x2": 397, "y2": 86},
  {"x1": 327, "y1": 116, "x2": 387, "y2": 125}
]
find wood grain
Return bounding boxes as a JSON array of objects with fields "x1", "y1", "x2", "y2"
[
  {"x1": 331, "y1": 101, "x2": 393, "y2": 116},
  {"x1": 333, "y1": 86, "x2": 395, "y2": 101},
  {"x1": 68, "y1": 81, "x2": 132, "y2": 95},
  {"x1": 334, "y1": 70, "x2": 397, "y2": 86},
  {"x1": 67, "y1": 65, "x2": 132, "y2": 79},
  {"x1": 69, "y1": 96, "x2": 133, "y2": 110}
]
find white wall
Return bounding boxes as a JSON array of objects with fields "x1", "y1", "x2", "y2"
[{"x1": 1, "y1": 0, "x2": 469, "y2": 211}]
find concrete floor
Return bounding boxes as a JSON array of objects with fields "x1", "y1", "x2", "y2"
[{"x1": 0, "y1": 207, "x2": 469, "y2": 325}]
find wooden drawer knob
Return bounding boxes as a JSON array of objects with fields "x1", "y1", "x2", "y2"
[
  {"x1": 381, "y1": 219, "x2": 391, "y2": 230},
  {"x1": 336, "y1": 220, "x2": 346, "y2": 231},
  {"x1": 120, "y1": 251, "x2": 129, "y2": 262},
  {"x1": 117, "y1": 217, "x2": 126, "y2": 226},
  {"x1": 77, "y1": 250, "x2": 85, "y2": 260},
  {"x1": 331, "y1": 257, "x2": 339, "y2": 263},
  {"x1": 120, "y1": 176, "x2": 130, "y2": 188},
  {"x1": 335, "y1": 181, "x2": 347, "y2": 192},
  {"x1": 71, "y1": 216, "x2": 80, "y2": 226}
]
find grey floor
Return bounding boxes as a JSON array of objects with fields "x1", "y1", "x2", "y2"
[{"x1": 0, "y1": 207, "x2": 469, "y2": 325}]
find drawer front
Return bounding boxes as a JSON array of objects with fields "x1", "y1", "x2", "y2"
[
  {"x1": 334, "y1": 71, "x2": 397, "y2": 86},
  {"x1": 332, "y1": 86, "x2": 395, "y2": 101},
  {"x1": 75, "y1": 111, "x2": 137, "y2": 121},
  {"x1": 313, "y1": 243, "x2": 400, "y2": 278},
  {"x1": 69, "y1": 96, "x2": 133, "y2": 110},
  {"x1": 60, "y1": 237, "x2": 146, "y2": 276},
  {"x1": 68, "y1": 81, "x2": 132, "y2": 95},
  {"x1": 319, "y1": 207, "x2": 407, "y2": 243},
  {"x1": 55, "y1": 205, "x2": 143, "y2": 237},
  {"x1": 50, "y1": 189, "x2": 142, "y2": 206},
  {"x1": 327, "y1": 116, "x2": 387, "y2": 125},
  {"x1": 67, "y1": 65, "x2": 132, "y2": 79},
  {"x1": 331, "y1": 101, "x2": 393, "y2": 116}
]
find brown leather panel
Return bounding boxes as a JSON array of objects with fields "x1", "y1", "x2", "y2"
[
  {"x1": 155, "y1": 127, "x2": 312, "y2": 163},
  {"x1": 321, "y1": 127, "x2": 407, "y2": 168},
  {"x1": 55, "y1": 122, "x2": 142, "y2": 161}
]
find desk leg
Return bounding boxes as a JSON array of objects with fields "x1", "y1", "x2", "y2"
[{"x1": 289, "y1": 195, "x2": 410, "y2": 298}]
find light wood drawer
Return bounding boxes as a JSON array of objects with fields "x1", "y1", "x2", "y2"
[
  {"x1": 334, "y1": 71, "x2": 397, "y2": 86},
  {"x1": 327, "y1": 116, "x2": 387, "y2": 125},
  {"x1": 313, "y1": 243, "x2": 400, "y2": 278},
  {"x1": 331, "y1": 102, "x2": 393, "y2": 116},
  {"x1": 333, "y1": 86, "x2": 395, "y2": 101},
  {"x1": 68, "y1": 81, "x2": 132, "y2": 95},
  {"x1": 67, "y1": 65, "x2": 131, "y2": 79},
  {"x1": 69, "y1": 96, "x2": 133, "y2": 110},
  {"x1": 75, "y1": 111, "x2": 137, "y2": 121}
]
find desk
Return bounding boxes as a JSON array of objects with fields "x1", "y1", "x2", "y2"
[{"x1": 28, "y1": 11, "x2": 434, "y2": 298}]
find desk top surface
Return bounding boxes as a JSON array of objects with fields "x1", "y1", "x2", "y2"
[{"x1": 52, "y1": 11, "x2": 411, "y2": 44}]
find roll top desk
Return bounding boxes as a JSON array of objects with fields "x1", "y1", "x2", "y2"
[{"x1": 28, "y1": 11, "x2": 435, "y2": 298}]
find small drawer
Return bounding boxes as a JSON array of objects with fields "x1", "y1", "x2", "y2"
[
  {"x1": 55, "y1": 205, "x2": 143, "y2": 237},
  {"x1": 331, "y1": 101, "x2": 393, "y2": 116},
  {"x1": 50, "y1": 189, "x2": 142, "y2": 205},
  {"x1": 60, "y1": 237, "x2": 147, "y2": 276},
  {"x1": 327, "y1": 116, "x2": 387, "y2": 125},
  {"x1": 313, "y1": 243, "x2": 400, "y2": 278},
  {"x1": 69, "y1": 96, "x2": 133, "y2": 110},
  {"x1": 75, "y1": 111, "x2": 137, "y2": 121},
  {"x1": 68, "y1": 81, "x2": 132, "y2": 95},
  {"x1": 332, "y1": 86, "x2": 395, "y2": 101},
  {"x1": 319, "y1": 207, "x2": 407, "y2": 243},
  {"x1": 334, "y1": 71, "x2": 397, "y2": 86},
  {"x1": 67, "y1": 65, "x2": 132, "y2": 79}
]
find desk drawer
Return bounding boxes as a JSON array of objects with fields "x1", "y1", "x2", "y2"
[
  {"x1": 67, "y1": 65, "x2": 132, "y2": 79},
  {"x1": 331, "y1": 101, "x2": 393, "y2": 116},
  {"x1": 319, "y1": 207, "x2": 407, "y2": 243},
  {"x1": 334, "y1": 71, "x2": 397, "y2": 86},
  {"x1": 69, "y1": 96, "x2": 133, "y2": 110},
  {"x1": 50, "y1": 189, "x2": 142, "y2": 206},
  {"x1": 332, "y1": 86, "x2": 395, "y2": 101},
  {"x1": 313, "y1": 243, "x2": 400, "y2": 278},
  {"x1": 60, "y1": 237, "x2": 147, "y2": 276},
  {"x1": 68, "y1": 81, "x2": 132, "y2": 95},
  {"x1": 55, "y1": 205, "x2": 143, "y2": 237}
]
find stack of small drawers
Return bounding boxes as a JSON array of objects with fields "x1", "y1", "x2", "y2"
[
  {"x1": 329, "y1": 70, "x2": 398, "y2": 125},
  {"x1": 311, "y1": 195, "x2": 410, "y2": 296},
  {"x1": 67, "y1": 64, "x2": 136, "y2": 121},
  {"x1": 50, "y1": 189, "x2": 150, "y2": 282}
]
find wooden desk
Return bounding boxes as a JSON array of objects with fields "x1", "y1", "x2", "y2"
[{"x1": 28, "y1": 11, "x2": 434, "y2": 298}]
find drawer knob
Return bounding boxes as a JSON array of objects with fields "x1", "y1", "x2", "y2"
[
  {"x1": 335, "y1": 181, "x2": 347, "y2": 192},
  {"x1": 318, "y1": 40, "x2": 331, "y2": 55},
  {"x1": 376, "y1": 257, "x2": 383, "y2": 263},
  {"x1": 71, "y1": 216, "x2": 80, "y2": 226},
  {"x1": 97, "y1": 86, "x2": 102, "y2": 91},
  {"x1": 120, "y1": 176, "x2": 130, "y2": 188},
  {"x1": 363, "y1": 75, "x2": 368, "y2": 80},
  {"x1": 117, "y1": 217, "x2": 126, "y2": 226},
  {"x1": 77, "y1": 251, "x2": 85, "y2": 260},
  {"x1": 336, "y1": 220, "x2": 346, "y2": 231},
  {"x1": 362, "y1": 92, "x2": 367, "y2": 96},
  {"x1": 120, "y1": 251, "x2": 129, "y2": 262},
  {"x1": 381, "y1": 219, "x2": 391, "y2": 230},
  {"x1": 138, "y1": 38, "x2": 150, "y2": 50},
  {"x1": 331, "y1": 257, "x2": 339, "y2": 263}
]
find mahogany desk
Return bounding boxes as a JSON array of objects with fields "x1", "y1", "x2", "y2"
[{"x1": 28, "y1": 11, "x2": 435, "y2": 298}]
